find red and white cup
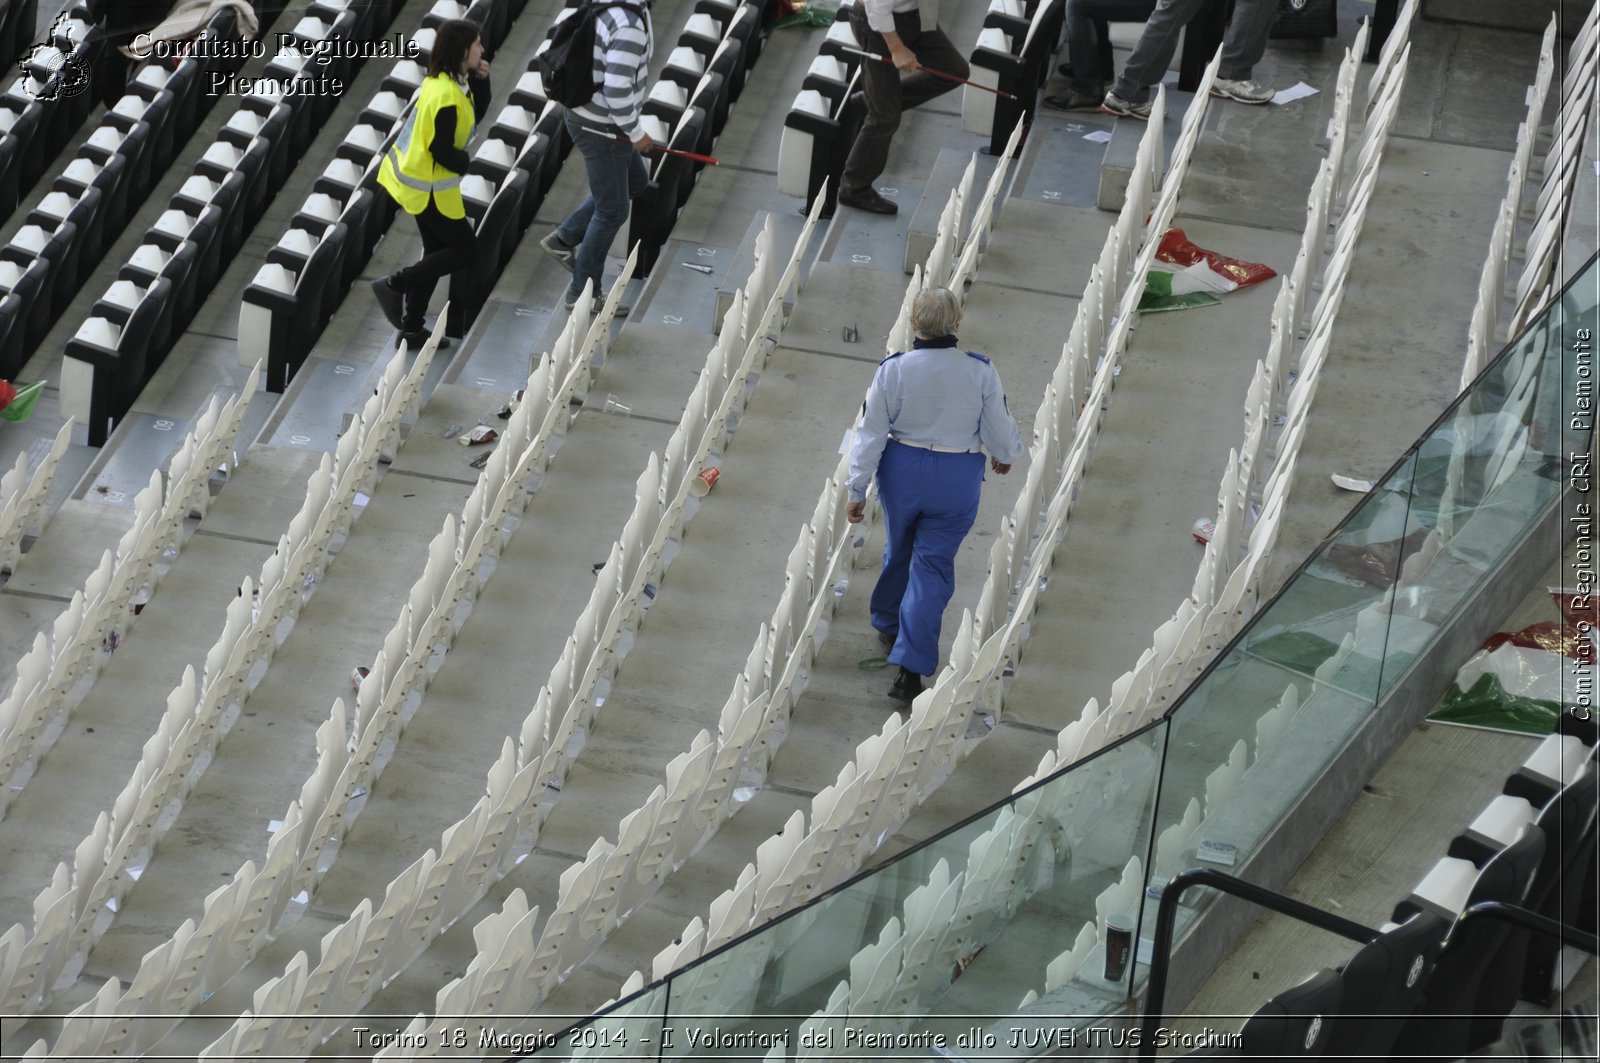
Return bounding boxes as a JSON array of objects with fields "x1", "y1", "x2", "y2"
[{"x1": 689, "y1": 466, "x2": 720, "y2": 497}]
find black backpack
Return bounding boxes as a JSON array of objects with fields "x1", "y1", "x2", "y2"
[{"x1": 537, "y1": 0, "x2": 637, "y2": 108}]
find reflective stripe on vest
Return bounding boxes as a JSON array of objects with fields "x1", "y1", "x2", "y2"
[{"x1": 377, "y1": 73, "x2": 474, "y2": 218}]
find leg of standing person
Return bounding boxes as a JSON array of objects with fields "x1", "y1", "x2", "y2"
[
  {"x1": 1050, "y1": 0, "x2": 1157, "y2": 108},
  {"x1": 391, "y1": 199, "x2": 475, "y2": 334},
  {"x1": 839, "y1": 8, "x2": 912, "y2": 206},
  {"x1": 1216, "y1": 0, "x2": 1280, "y2": 81},
  {"x1": 892, "y1": 451, "x2": 983, "y2": 678},
  {"x1": 556, "y1": 113, "x2": 649, "y2": 307},
  {"x1": 894, "y1": 23, "x2": 969, "y2": 111},
  {"x1": 1108, "y1": 0, "x2": 1209, "y2": 104},
  {"x1": 870, "y1": 442, "x2": 922, "y2": 650}
]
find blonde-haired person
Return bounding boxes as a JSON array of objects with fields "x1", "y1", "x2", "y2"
[{"x1": 846, "y1": 288, "x2": 1024, "y2": 702}]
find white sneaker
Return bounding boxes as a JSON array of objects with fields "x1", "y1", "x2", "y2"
[{"x1": 1210, "y1": 77, "x2": 1274, "y2": 105}]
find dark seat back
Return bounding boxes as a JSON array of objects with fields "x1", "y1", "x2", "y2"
[
  {"x1": 1238, "y1": 967, "x2": 1341, "y2": 1056},
  {"x1": 1325, "y1": 911, "x2": 1448, "y2": 1060},
  {"x1": 1396, "y1": 825, "x2": 1546, "y2": 1059}
]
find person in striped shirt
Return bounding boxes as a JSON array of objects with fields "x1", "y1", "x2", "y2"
[{"x1": 540, "y1": 0, "x2": 655, "y2": 313}]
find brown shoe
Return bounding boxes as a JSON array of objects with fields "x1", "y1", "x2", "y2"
[{"x1": 839, "y1": 186, "x2": 898, "y2": 215}]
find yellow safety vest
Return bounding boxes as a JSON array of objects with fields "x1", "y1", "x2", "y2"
[{"x1": 378, "y1": 73, "x2": 475, "y2": 219}]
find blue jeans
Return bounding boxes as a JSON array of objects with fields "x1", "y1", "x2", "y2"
[
  {"x1": 870, "y1": 441, "x2": 985, "y2": 677},
  {"x1": 556, "y1": 112, "x2": 649, "y2": 303}
]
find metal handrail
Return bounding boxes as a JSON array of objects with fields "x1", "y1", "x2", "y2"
[
  {"x1": 1137, "y1": 867, "x2": 1379, "y2": 1061},
  {"x1": 1456, "y1": 901, "x2": 1600, "y2": 955}
]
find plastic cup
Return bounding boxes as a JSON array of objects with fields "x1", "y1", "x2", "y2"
[
  {"x1": 689, "y1": 466, "x2": 720, "y2": 497},
  {"x1": 1104, "y1": 912, "x2": 1134, "y2": 982}
]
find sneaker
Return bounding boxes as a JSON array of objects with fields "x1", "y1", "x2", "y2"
[
  {"x1": 1210, "y1": 77, "x2": 1274, "y2": 105},
  {"x1": 540, "y1": 231, "x2": 576, "y2": 273},
  {"x1": 371, "y1": 276, "x2": 404, "y2": 329},
  {"x1": 888, "y1": 666, "x2": 925, "y2": 703},
  {"x1": 1100, "y1": 92, "x2": 1152, "y2": 121},
  {"x1": 838, "y1": 186, "x2": 898, "y2": 215},
  {"x1": 1044, "y1": 88, "x2": 1104, "y2": 112}
]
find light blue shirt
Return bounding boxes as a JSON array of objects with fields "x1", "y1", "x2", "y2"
[{"x1": 848, "y1": 335, "x2": 1025, "y2": 503}]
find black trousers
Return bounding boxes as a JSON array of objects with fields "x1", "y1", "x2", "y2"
[
  {"x1": 841, "y1": 8, "x2": 969, "y2": 196},
  {"x1": 391, "y1": 198, "x2": 476, "y2": 332}
]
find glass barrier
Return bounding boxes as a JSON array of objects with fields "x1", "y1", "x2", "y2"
[{"x1": 524, "y1": 256, "x2": 1597, "y2": 1059}]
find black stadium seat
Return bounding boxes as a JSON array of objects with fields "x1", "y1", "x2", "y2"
[
  {"x1": 63, "y1": 275, "x2": 172, "y2": 446},
  {"x1": 1391, "y1": 825, "x2": 1546, "y2": 1059},
  {"x1": 29, "y1": 185, "x2": 104, "y2": 285},
  {"x1": 449, "y1": 169, "x2": 528, "y2": 335},
  {"x1": 119, "y1": 239, "x2": 196, "y2": 354},
  {"x1": 1323, "y1": 911, "x2": 1448, "y2": 1060},
  {"x1": 0, "y1": 265, "x2": 40, "y2": 379},
  {"x1": 56, "y1": 152, "x2": 130, "y2": 253},
  {"x1": 1235, "y1": 967, "x2": 1341, "y2": 1056},
  {"x1": 1517, "y1": 766, "x2": 1598, "y2": 1003}
]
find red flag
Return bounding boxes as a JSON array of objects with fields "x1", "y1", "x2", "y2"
[{"x1": 1156, "y1": 228, "x2": 1277, "y2": 290}]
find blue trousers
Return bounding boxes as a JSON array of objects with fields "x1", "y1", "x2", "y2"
[
  {"x1": 556, "y1": 112, "x2": 650, "y2": 304},
  {"x1": 871, "y1": 441, "x2": 984, "y2": 677}
]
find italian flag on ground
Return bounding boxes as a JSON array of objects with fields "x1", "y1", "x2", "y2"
[
  {"x1": 1139, "y1": 227, "x2": 1278, "y2": 313},
  {"x1": 0, "y1": 380, "x2": 43, "y2": 423}
]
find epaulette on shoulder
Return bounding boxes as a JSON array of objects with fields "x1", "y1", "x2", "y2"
[
  {"x1": 966, "y1": 350, "x2": 991, "y2": 364},
  {"x1": 879, "y1": 350, "x2": 905, "y2": 364}
]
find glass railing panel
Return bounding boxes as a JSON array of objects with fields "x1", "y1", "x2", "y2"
[
  {"x1": 1142, "y1": 462, "x2": 1415, "y2": 941},
  {"x1": 655, "y1": 722, "x2": 1166, "y2": 1062},
  {"x1": 1376, "y1": 266, "x2": 1597, "y2": 693}
]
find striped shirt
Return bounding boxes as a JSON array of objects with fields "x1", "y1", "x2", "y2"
[{"x1": 571, "y1": 2, "x2": 653, "y2": 142}]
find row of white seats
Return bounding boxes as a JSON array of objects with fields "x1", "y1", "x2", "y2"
[
  {"x1": 365, "y1": 206, "x2": 834, "y2": 1056},
  {"x1": 674, "y1": 28, "x2": 1398, "y2": 1006},
  {"x1": 598, "y1": 4, "x2": 1440, "y2": 1024},
  {"x1": 0, "y1": 369, "x2": 258, "y2": 822},
  {"x1": 581, "y1": 81, "x2": 1182, "y2": 1010},
  {"x1": 589, "y1": 116, "x2": 1112, "y2": 1008},
  {"x1": 0, "y1": 365, "x2": 260, "y2": 1019},
  {"x1": 1460, "y1": 17, "x2": 1559, "y2": 389},
  {"x1": 1506, "y1": 0, "x2": 1598, "y2": 340},
  {"x1": 206, "y1": 201, "x2": 825, "y2": 1056},
  {"x1": 24, "y1": 322, "x2": 457, "y2": 1056},
  {"x1": 1098, "y1": 26, "x2": 1412, "y2": 742},
  {"x1": 11, "y1": 330, "x2": 436, "y2": 1043},
  {"x1": 1000, "y1": 24, "x2": 1419, "y2": 984},
  {"x1": 0, "y1": 418, "x2": 73, "y2": 576},
  {"x1": 39, "y1": 275, "x2": 623, "y2": 1056}
]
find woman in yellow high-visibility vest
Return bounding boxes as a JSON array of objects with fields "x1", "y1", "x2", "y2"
[{"x1": 372, "y1": 18, "x2": 491, "y2": 346}]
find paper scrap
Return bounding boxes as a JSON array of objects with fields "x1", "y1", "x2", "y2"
[
  {"x1": 1082, "y1": 129, "x2": 1113, "y2": 144},
  {"x1": 1271, "y1": 82, "x2": 1319, "y2": 105}
]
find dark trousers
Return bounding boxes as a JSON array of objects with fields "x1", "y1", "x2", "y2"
[
  {"x1": 1111, "y1": 0, "x2": 1279, "y2": 100},
  {"x1": 1066, "y1": 0, "x2": 1158, "y2": 96},
  {"x1": 842, "y1": 8, "x2": 969, "y2": 196},
  {"x1": 391, "y1": 198, "x2": 476, "y2": 332}
]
